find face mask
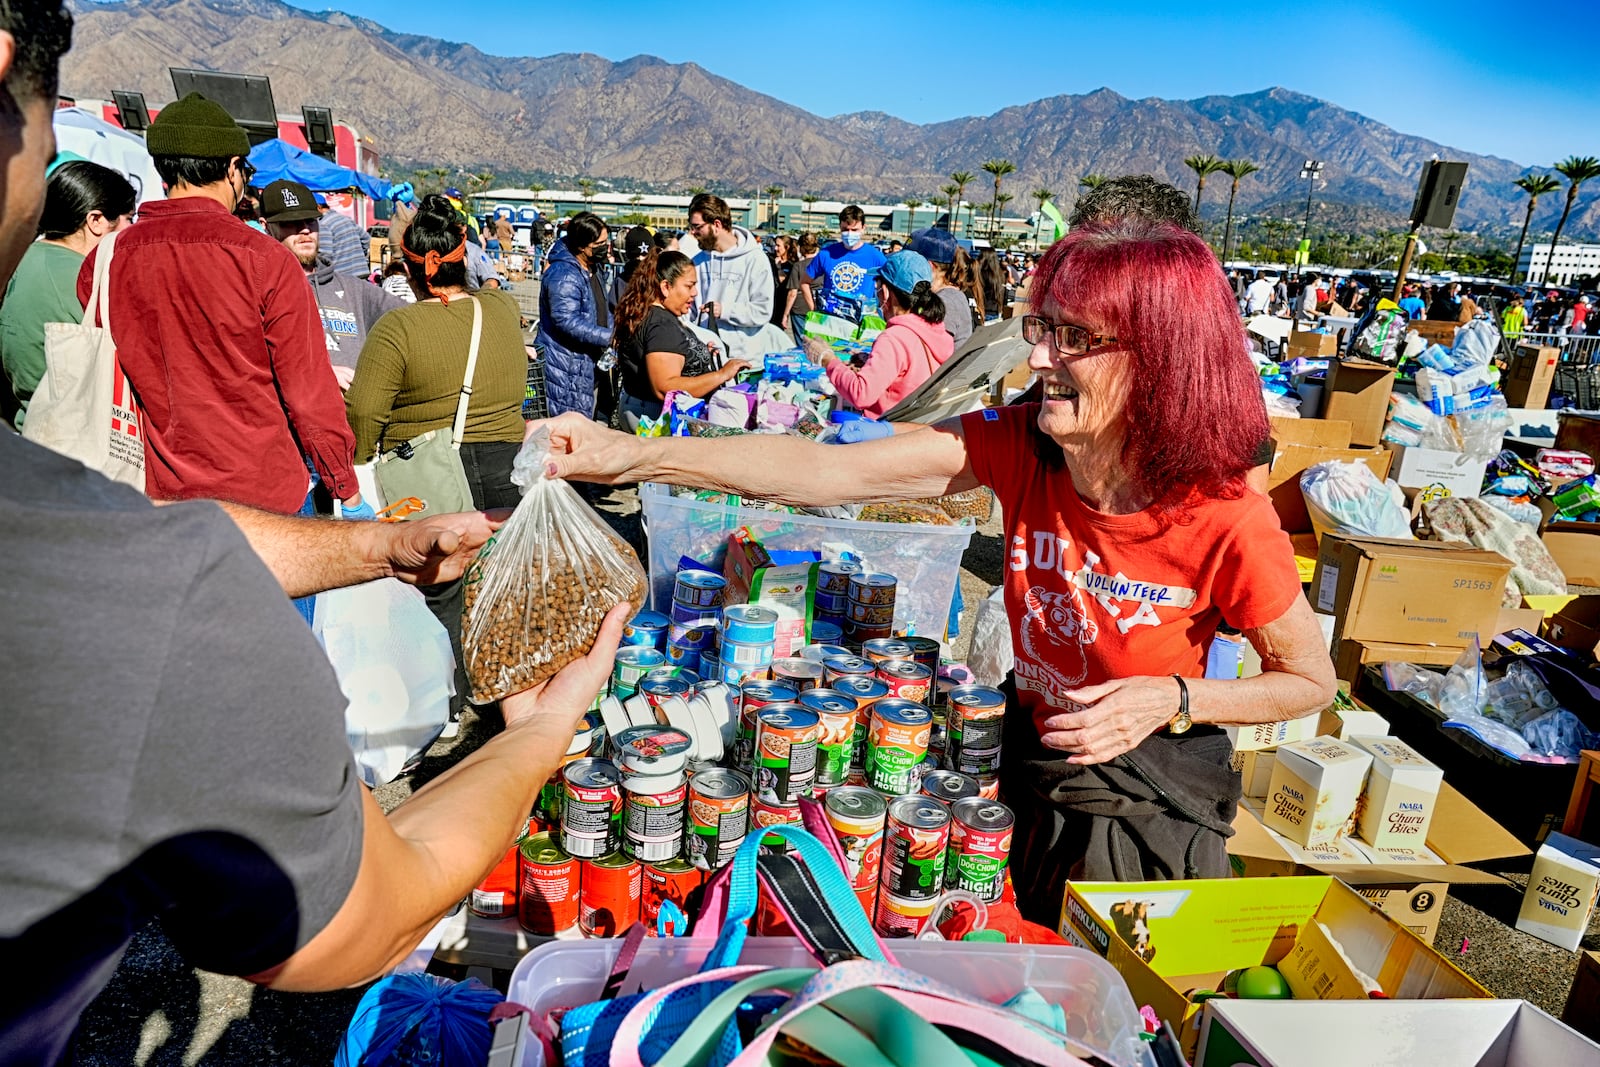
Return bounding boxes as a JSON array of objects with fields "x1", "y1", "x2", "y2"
[{"x1": 839, "y1": 229, "x2": 863, "y2": 249}]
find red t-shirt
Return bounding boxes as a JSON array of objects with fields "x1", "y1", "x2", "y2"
[{"x1": 961, "y1": 405, "x2": 1304, "y2": 737}]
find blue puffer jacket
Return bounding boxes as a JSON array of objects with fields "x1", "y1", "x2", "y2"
[{"x1": 535, "y1": 241, "x2": 612, "y2": 417}]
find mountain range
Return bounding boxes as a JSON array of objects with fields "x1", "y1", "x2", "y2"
[{"x1": 60, "y1": 0, "x2": 1599, "y2": 238}]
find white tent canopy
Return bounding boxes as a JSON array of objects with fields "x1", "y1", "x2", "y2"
[{"x1": 51, "y1": 107, "x2": 164, "y2": 207}]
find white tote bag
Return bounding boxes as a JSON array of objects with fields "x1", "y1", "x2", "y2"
[{"x1": 25, "y1": 229, "x2": 146, "y2": 489}]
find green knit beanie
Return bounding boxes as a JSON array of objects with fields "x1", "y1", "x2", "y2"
[{"x1": 146, "y1": 92, "x2": 251, "y2": 159}]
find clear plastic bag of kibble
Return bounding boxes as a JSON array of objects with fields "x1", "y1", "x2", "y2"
[{"x1": 461, "y1": 428, "x2": 648, "y2": 704}]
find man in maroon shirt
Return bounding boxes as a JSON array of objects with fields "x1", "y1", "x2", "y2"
[{"x1": 78, "y1": 93, "x2": 364, "y2": 515}]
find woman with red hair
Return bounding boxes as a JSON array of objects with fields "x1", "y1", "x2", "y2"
[{"x1": 537, "y1": 219, "x2": 1336, "y2": 914}]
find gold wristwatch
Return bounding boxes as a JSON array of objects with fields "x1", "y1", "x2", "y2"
[{"x1": 1169, "y1": 675, "x2": 1193, "y2": 734}]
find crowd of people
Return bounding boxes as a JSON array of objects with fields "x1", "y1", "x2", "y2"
[{"x1": 5, "y1": 4, "x2": 1459, "y2": 1057}]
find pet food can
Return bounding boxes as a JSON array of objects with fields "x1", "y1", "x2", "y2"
[
  {"x1": 615, "y1": 725, "x2": 692, "y2": 777},
  {"x1": 876, "y1": 660, "x2": 933, "y2": 706},
  {"x1": 861, "y1": 638, "x2": 916, "y2": 666},
  {"x1": 976, "y1": 774, "x2": 1001, "y2": 800},
  {"x1": 813, "y1": 591, "x2": 849, "y2": 617},
  {"x1": 832, "y1": 675, "x2": 889, "y2": 770},
  {"x1": 670, "y1": 599, "x2": 716, "y2": 625},
  {"x1": 945, "y1": 797, "x2": 1014, "y2": 902},
  {"x1": 847, "y1": 573, "x2": 898, "y2": 607},
  {"x1": 622, "y1": 772, "x2": 687, "y2": 863},
  {"x1": 771, "y1": 656, "x2": 824, "y2": 692},
  {"x1": 715, "y1": 658, "x2": 770, "y2": 688},
  {"x1": 902, "y1": 636, "x2": 941, "y2": 675},
  {"x1": 798, "y1": 688, "x2": 861, "y2": 789},
  {"x1": 560, "y1": 758, "x2": 622, "y2": 859},
  {"x1": 738, "y1": 680, "x2": 798, "y2": 768},
  {"x1": 946, "y1": 684, "x2": 1007, "y2": 776},
  {"x1": 825, "y1": 785, "x2": 887, "y2": 909},
  {"x1": 686, "y1": 767, "x2": 750, "y2": 870},
  {"x1": 672, "y1": 569, "x2": 726, "y2": 611},
  {"x1": 722, "y1": 604, "x2": 780, "y2": 644},
  {"x1": 612, "y1": 647, "x2": 665, "y2": 699},
  {"x1": 579, "y1": 851, "x2": 641, "y2": 938},
  {"x1": 844, "y1": 622, "x2": 895, "y2": 646},
  {"x1": 920, "y1": 770, "x2": 981, "y2": 806},
  {"x1": 799, "y1": 643, "x2": 853, "y2": 663},
  {"x1": 874, "y1": 890, "x2": 938, "y2": 938},
  {"x1": 817, "y1": 559, "x2": 864, "y2": 595},
  {"x1": 638, "y1": 674, "x2": 692, "y2": 711},
  {"x1": 622, "y1": 609, "x2": 671, "y2": 651},
  {"x1": 471, "y1": 817, "x2": 530, "y2": 919},
  {"x1": 909, "y1": 754, "x2": 939, "y2": 795},
  {"x1": 719, "y1": 636, "x2": 776, "y2": 669},
  {"x1": 645, "y1": 665, "x2": 699, "y2": 686},
  {"x1": 642, "y1": 857, "x2": 705, "y2": 936},
  {"x1": 536, "y1": 722, "x2": 602, "y2": 824},
  {"x1": 880, "y1": 795, "x2": 951, "y2": 901},
  {"x1": 749, "y1": 794, "x2": 802, "y2": 851},
  {"x1": 754, "y1": 704, "x2": 819, "y2": 804},
  {"x1": 517, "y1": 831, "x2": 579, "y2": 935},
  {"x1": 664, "y1": 642, "x2": 698, "y2": 667},
  {"x1": 669, "y1": 617, "x2": 720, "y2": 652},
  {"x1": 809, "y1": 620, "x2": 844, "y2": 645},
  {"x1": 845, "y1": 600, "x2": 897, "y2": 627},
  {"x1": 823, "y1": 655, "x2": 876, "y2": 687},
  {"x1": 863, "y1": 699, "x2": 933, "y2": 797}
]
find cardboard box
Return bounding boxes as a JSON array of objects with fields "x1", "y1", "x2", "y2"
[
  {"x1": 1516, "y1": 831, "x2": 1600, "y2": 951},
  {"x1": 1233, "y1": 748, "x2": 1278, "y2": 799},
  {"x1": 1385, "y1": 444, "x2": 1488, "y2": 500},
  {"x1": 1323, "y1": 358, "x2": 1399, "y2": 447},
  {"x1": 1504, "y1": 344, "x2": 1561, "y2": 410},
  {"x1": 1555, "y1": 410, "x2": 1600, "y2": 459},
  {"x1": 1563, "y1": 950, "x2": 1600, "y2": 1043},
  {"x1": 1351, "y1": 736, "x2": 1443, "y2": 850},
  {"x1": 1264, "y1": 737, "x2": 1373, "y2": 847},
  {"x1": 1312, "y1": 535, "x2": 1513, "y2": 648},
  {"x1": 1542, "y1": 525, "x2": 1600, "y2": 587},
  {"x1": 1332, "y1": 637, "x2": 1463, "y2": 685},
  {"x1": 1195, "y1": 1000, "x2": 1600, "y2": 1067},
  {"x1": 1058, "y1": 875, "x2": 1488, "y2": 1058},
  {"x1": 1319, "y1": 695, "x2": 1393, "y2": 740},
  {"x1": 1546, "y1": 597, "x2": 1600, "y2": 658},
  {"x1": 1496, "y1": 606, "x2": 1548, "y2": 639},
  {"x1": 1288, "y1": 329, "x2": 1338, "y2": 359},
  {"x1": 1267, "y1": 417, "x2": 1394, "y2": 535},
  {"x1": 1408, "y1": 318, "x2": 1463, "y2": 347}
]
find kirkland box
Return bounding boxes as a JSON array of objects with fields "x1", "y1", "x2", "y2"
[
  {"x1": 1312, "y1": 535, "x2": 1513, "y2": 647},
  {"x1": 1195, "y1": 999, "x2": 1600, "y2": 1067},
  {"x1": 1058, "y1": 875, "x2": 1488, "y2": 1057}
]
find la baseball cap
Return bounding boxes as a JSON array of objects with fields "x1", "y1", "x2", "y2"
[{"x1": 260, "y1": 180, "x2": 320, "y2": 223}]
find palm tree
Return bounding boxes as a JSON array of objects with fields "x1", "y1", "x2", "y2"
[
  {"x1": 800, "y1": 194, "x2": 819, "y2": 232},
  {"x1": 993, "y1": 192, "x2": 1015, "y2": 240},
  {"x1": 1218, "y1": 159, "x2": 1260, "y2": 264},
  {"x1": 939, "y1": 183, "x2": 961, "y2": 232},
  {"x1": 1510, "y1": 174, "x2": 1561, "y2": 283},
  {"x1": 764, "y1": 185, "x2": 784, "y2": 230},
  {"x1": 1079, "y1": 173, "x2": 1108, "y2": 191},
  {"x1": 1542, "y1": 156, "x2": 1600, "y2": 285},
  {"x1": 981, "y1": 159, "x2": 1016, "y2": 238},
  {"x1": 527, "y1": 181, "x2": 545, "y2": 211},
  {"x1": 903, "y1": 197, "x2": 922, "y2": 236},
  {"x1": 577, "y1": 178, "x2": 596, "y2": 207},
  {"x1": 950, "y1": 170, "x2": 976, "y2": 233},
  {"x1": 687, "y1": 184, "x2": 708, "y2": 196},
  {"x1": 1442, "y1": 231, "x2": 1466, "y2": 261},
  {"x1": 1031, "y1": 187, "x2": 1053, "y2": 243},
  {"x1": 1184, "y1": 154, "x2": 1226, "y2": 230}
]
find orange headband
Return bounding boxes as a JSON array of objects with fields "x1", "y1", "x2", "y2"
[{"x1": 401, "y1": 238, "x2": 468, "y2": 303}]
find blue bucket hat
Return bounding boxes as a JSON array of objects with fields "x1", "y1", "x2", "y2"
[
  {"x1": 879, "y1": 250, "x2": 933, "y2": 294},
  {"x1": 908, "y1": 227, "x2": 957, "y2": 266}
]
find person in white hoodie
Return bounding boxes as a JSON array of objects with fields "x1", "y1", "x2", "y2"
[{"x1": 686, "y1": 193, "x2": 780, "y2": 362}]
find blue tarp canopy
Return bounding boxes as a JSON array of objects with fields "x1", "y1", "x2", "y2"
[{"x1": 246, "y1": 139, "x2": 389, "y2": 199}]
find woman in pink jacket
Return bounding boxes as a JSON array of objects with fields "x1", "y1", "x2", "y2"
[{"x1": 814, "y1": 250, "x2": 954, "y2": 419}]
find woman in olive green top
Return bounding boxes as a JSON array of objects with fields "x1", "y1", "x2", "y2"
[
  {"x1": 0, "y1": 161, "x2": 135, "y2": 427},
  {"x1": 345, "y1": 195, "x2": 528, "y2": 717}
]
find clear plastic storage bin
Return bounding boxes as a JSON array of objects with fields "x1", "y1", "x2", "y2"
[
  {"x1": 639, "y1": 483, "x2": 977, "y2": 641},
  {"x1": 504, "y1": 936, "x2": 1155, "y2": 1067}
]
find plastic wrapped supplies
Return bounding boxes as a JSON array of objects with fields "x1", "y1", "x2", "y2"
[
  {"x1": 1351, "y1": 299, "x2": 1408, "y2": 363},
  {"x1": 1301, "y1": 460, "x2": 1413, "y2": 539}
]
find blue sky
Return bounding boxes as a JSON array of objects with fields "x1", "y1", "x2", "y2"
[{"x1": 277, "y1": 0, "x2": 1594, "y2": 165}]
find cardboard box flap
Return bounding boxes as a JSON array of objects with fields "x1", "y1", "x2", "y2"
[
  {"x1": 1304, "y1": 861, "x2": 1506, "y2": 887},
  {"x1": 1270, "y1": 416, "x2": 1353, "y2": 451},
  {"x1": 1426, "y1": 783, "x2": 1530, "y2": 865},
  {"x1": 1333, "y1": 535, "x2": 1514, "y2": 568}
]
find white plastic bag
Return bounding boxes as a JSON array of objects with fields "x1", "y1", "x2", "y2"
[
  {"x1": 462, "y1": 429, "x2": 648, "y2": 704},
  {"x1": 313, "y1": 578, "x2": 454, "y2": 787},
  {"x1": 1301, "y1": 460, "x2": 1414, "y2": 539},
  {"x1": 967, "y1": 587, "x2": 1014, "y2": 688}
]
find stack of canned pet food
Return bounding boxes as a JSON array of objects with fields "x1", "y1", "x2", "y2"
[{"x1": 470, "y1": 565, "x2": 1015, "y2": 942}]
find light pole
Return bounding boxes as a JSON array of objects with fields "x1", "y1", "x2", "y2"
[{"x1": 1296, "y1": 160, "x2": 1323, "y2": 276}]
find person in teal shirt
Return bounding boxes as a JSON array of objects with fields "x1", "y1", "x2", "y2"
[{"x1": 1, "y1": 160, "x2": 135, "y2": 427}]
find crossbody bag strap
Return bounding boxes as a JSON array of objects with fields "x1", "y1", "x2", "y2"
[{"x1": 450, "y1": 294, "x2": 483, "y2": 450}]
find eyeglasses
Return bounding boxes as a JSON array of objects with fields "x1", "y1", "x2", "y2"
[
  {"x1": 1020, "y1": 315, "x2": 1119, "y2": 355},
  {"x1": 235, "y1": 159, "x2": 256, "y2": 185}
]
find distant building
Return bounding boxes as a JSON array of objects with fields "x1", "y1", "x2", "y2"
[{"x1": 1519, "y1": 241, "x2": 1600, "y2": 286}]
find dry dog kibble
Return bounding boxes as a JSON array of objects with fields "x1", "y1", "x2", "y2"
[{"x1": 462, "y1": 434, "x2": 649, "y2": 704}]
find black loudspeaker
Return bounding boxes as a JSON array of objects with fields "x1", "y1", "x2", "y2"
[
  {"x1": 301, "y1": 105, "x2": 336, "y2": 161},
  {"x1": 111, "y1": 90, "x2": 150, "y2": 132},
  {"x1": 1410, "y1": 161, "x2": 1469, "y2": 229},
  {"x1": 168, "y1": 68, "x2": 279, "y2": 144}
]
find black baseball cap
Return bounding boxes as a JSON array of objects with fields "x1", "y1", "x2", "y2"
[{"x1": 260, "y1": 180, "x2": 320, "y2": 223}]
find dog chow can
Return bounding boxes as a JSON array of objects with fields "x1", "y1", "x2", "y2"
[
  {"x1": 861, "y1": 638, "x2": 916, "y2": 666},
  {"x1": 754, "y1": 704, "x2": 819, "y2": 804},
  {"x1": 880, "y1": 795, "x2": 952, "y2": 901},
  {"x1": 622, "y1": 609, "x2": 671, "y2": 651},
  {"x1": 798, "y1": 688, "x2": 860, "y2": 788},
  {"x1": 686, "y1": 767, "x2": 750, "y2": 870},
  {"x1": 920, "y1": 769, "x2": 981, "y2": 806},
  {"x1": 832, "y1": 675, "x2": 889, "y2": 770},
  {"x1": 945, "y1": 798, "x2": 1014, "y2": 902},
  {"x1": 874, "y1": 889, "x2": 939, "y2": 938},
  {"x1": 946, "y1": 684, "x2": 1007, "y2": 776},
  {"x1": 579, "y1": 851, "x2": 642, "y2": 938},
  {"x1": 471, "y1": 817, "x2": 531, "y2": 919},
  {"x1": 877, "y1": 660, "x2": 933, "y2": 706},
  {"x1": 517, "y1": 831, "x2": 579, "y2": 935},
  {"x1": 817, "y1": 559, "x2": 864, "y2": 595},
  {"x1": 739, "y1": 679, "x2": 798, "y2": 767},
  {"x1": 771, "y1": 656, "x2": 824, "y2": 692},
  {"x1": 642, "y1": 857, "x2": 705, "y2": 936},
  {"x1": 750, "y1": 794, "x2": 802, "y2": 851},
  {"x1": 847, "y1": 572, "x2": 898, "y2": 607},
  {"x1": 613, "y1": 647, "x2": 665, "y2": 699},
  {"x1": 537, "y1": 718, "x2": 602, "y2": 824},
  {"x1": 825, "y1": 785, "x2": 887, "y2": 911},
  {"x1": 722, "y1": 604, "x2": 779, "y2": 644},
  {"x1": 560, "y1": 759, "x2": 622, "y2": 859},
  {"x1": 863, "y1": 699, "x2": 933, "y2": 797},
  {"x1": 622, "y1": 772, "x2": 687, "y2": 864},
  {"x1": 823, "y1": 655, "x2": 876, "y2": 687}
]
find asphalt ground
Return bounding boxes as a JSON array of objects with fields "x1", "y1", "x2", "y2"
[{"x1": 67, "y1": 485, "x2": 1598, "y2": 1064}]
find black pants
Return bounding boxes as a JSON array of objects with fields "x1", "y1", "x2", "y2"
[{"x1": 420, "y1": 440, "x2": 522, "y2": 715}]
